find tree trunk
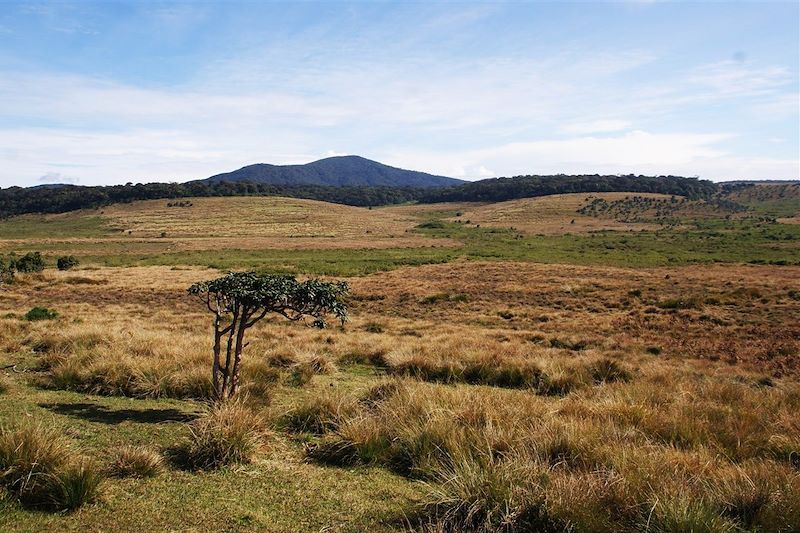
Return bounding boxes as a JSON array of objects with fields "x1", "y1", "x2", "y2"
[
  {"x1": 211, "y1": 309, "x2": 223, "y2": 400},
  {"x1": 219, "y1": 306, "x2": 240, "y2": 400},
  {"x1": 228, "y1": 309, "x2": 250, "y2": 398}
]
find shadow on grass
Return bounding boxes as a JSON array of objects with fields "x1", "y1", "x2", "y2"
[{"x1": 39, "y1": 402, "x2": 196, "y2": 424}]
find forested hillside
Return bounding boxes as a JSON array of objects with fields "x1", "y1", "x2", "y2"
[{"x1": 0, "y1": 174, "x2": 723, "y2": 218}]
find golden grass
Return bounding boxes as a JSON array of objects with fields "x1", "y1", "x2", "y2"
[
  {"x1": 301, "y1": 378, "x2": 800, "y2": 531},
  {"x1": 0, "y1": 197, "x2": 458, "y2": 255},
  {"x1": 1, "y1": 260, "x2": 798, "y2": 530},
  {"x1": 450, "y1": 193, "x2": 668, "y2": 234}
]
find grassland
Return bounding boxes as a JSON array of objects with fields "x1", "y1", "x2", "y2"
[
  {"x1": 1, "y1": 191, "x2": 798, "y2": 274},
  {"x1": 0, "y1": 187, "x2": 799, "y2": 531}
]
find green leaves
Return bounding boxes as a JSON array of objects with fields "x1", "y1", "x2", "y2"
[{"x1": 189, "y1": 272, "x2": 349, "y2": 325}]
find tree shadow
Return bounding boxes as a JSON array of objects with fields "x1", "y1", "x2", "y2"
[{"x1": 39, "y1": 402, "x2": 196, "y2": 425}]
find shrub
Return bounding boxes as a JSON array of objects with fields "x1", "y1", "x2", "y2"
[
  {"x1": 56, "y1": 256, "x2": 79, "y2": 271},
  {"x1": 24, "y1": 307, "x2": 58, "y2": 321},
  {"x1": 302, "y1": 354, "x2": 336, "y2": 375},
  {"x1": 178, "y1": 401, "x2": 263, "y2": 469},
  {"x1": 421, "y1": 292, "x2": 451, "y2": 304},
  {"x1": 107, "y1": 446, "x2": 164, "y2": 478},
  {"x1": 13, "y1": 252, "x2": 45, "y2": 273}
]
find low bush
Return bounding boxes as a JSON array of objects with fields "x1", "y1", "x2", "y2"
[
  {"x1": 13, "y1": 252, "x2": 45, "y2": 273},
  {"x1": 0, "y1": 424, "x2": 69, "y2": 504},
  {"x1": 24, "y1": 307, "x2": 58, "y2": 321},
  {"x1": 56, "y1": 255, "x2": 79, "y2": 271}
]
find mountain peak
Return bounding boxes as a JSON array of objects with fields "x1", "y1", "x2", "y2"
[{"x1": 204, "y1": 156, "x2": 462, "y2": 188}]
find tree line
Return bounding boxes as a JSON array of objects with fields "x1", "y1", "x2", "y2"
[{"x1": 0, "y1": 174, "x2": 718, "y2": 217}]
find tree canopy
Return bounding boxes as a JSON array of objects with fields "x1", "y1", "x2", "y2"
[{"x1": 189, "y1": 272, "x2": 349, "y2": 400}]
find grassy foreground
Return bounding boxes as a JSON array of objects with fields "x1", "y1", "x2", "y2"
[{"x1": 0, "y1": 260, "x2": 798, "y2": 531}]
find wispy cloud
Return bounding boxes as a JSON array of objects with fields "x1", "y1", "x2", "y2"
[{"x1": 0, "y1": 2, "x2": 796, "y2": 185}]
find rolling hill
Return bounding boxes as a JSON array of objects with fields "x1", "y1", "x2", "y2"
[{"x1": 204, "y1": 155, "x2": 463, "y2": 188}]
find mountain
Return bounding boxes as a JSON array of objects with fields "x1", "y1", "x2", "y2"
[{"x1": 203, "y1": 155, "x2": 463, "y2": 188}]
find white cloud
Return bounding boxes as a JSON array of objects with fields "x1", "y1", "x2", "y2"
[
  {"x1": 687, "y1": 60, "x2": 792, "y2": 98},
  {"x1": 386, "y1": 130, "x2": 798, "y2": 182},
  {"x1": 0, "y1": 44, "x2": 796, "y2": 186},
  {"x1": 560, "y1": 120, "x2": 632, "y2": 135}
]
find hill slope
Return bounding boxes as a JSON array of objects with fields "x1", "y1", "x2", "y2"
[{"x1": 204, "y1": 155, "x2": 462, "y2": 188}]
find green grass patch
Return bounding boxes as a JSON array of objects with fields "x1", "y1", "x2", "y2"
[
  {"x1": 80, "y1": 247, "x2": 458, "y2": 276},
  {"x1": 0, "y1": 216, "x2": 110, "y2": 239},
  {"x1": 416, "y1": 220, "x2": 800, "y2": 267}
]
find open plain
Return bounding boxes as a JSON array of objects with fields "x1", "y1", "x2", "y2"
[{"x1": 0, "y1": 187, "x2": 799, "y2": 532}]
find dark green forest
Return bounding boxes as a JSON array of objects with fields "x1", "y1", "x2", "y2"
[{"x1": 0, "y1": 174, "x2": 720, "y2": 217}]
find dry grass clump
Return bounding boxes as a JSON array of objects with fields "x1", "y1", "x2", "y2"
[
  {"x1": 174, "y1": 400, "x2": 264, "y2": 469},
  {"x1": 300, "y1": 378, "x2": 800, "y2": 532},
  {"x1": 417, "y1": 455, "x2": 555, "y2": 533},
  {"x1": 0, "y1": 424, "x2": 103, "y2": 510},
  {"x1": 50, "y1": 459, "x2": 106, "y2": 511},
  {"x1": 285, "y1": 354, "x2": 338, "y2": 387},
  {"x1": 384, "y1": 343, "x2": 630, "y2": 395},
  {"x1": 106, "y1": 445, "x2": 164, "y2": 478},
  {"x1": 281, "y1": 391, "x2": 359, "y2": 435},
  {"x1": 30, "y1": 323, "x2": 213, "y2": 400}
]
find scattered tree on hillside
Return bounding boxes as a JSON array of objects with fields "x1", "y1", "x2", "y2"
[
  {"x1": 57, "y1": 255, "x2": 79, "y2": 271},
  {"x1": 189, "y1": 272, "x2": 348, "y2": 401},
  {"x1": 12, "y1": 252, "x2": 45, "y2": 273}
]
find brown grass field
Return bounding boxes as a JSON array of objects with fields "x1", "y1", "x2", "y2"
[
  {"x1": 448, "y1": 193, "x2": 666, "y2": 234},
  {"x1": 0, "y1": 191, "x2": 799, "y2": 532},
  {"x1": 0, "y1": 196, "x2": 459, "y2": 257}
]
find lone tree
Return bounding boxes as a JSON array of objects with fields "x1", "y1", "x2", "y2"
[{"x1": 189, "y1": 272, "x2": 348, "y2": 401}]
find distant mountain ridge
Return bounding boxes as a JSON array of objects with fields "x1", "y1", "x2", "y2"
[{"x1": 203, "y1": 155, "x2": 463, "y2": 188}]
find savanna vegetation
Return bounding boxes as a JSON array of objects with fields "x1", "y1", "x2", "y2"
[{"x1": 0, "y1": 183, "x2": 797, "y2": 531}]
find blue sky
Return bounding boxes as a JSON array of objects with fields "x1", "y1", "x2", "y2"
[{"x1": 0, "y1": 1, "x2": 797, "y2": 186}]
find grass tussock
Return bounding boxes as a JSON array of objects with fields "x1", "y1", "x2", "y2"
[
  {"x1": 30, "y1": 324, "x2": 213, "y2": 400},
  {"x1": 50, "y1": 459, "x2": 105, "y2": 511},
  {"x1": 107, "y1": 445, "x2": 164, "y2": 478},
  {"x1": 301, "y1": 379, "x2": 800, "y2": 532},
  {"x1": 175, "y1": 401, "x2": 264, "y2": 469},
  {"x1": 0, "y1": 424, "x2": 103, "y2": 510},
  {"x1": 384, "y1": 345, "x2": 629, "y2": 395},
  {"x1": 281, "y1": 391, "x2": 358, "y2": 435}
]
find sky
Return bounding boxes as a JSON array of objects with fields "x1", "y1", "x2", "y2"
[{"x1": 0, "y1": 1, "x2": 798, "y2": 187}]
